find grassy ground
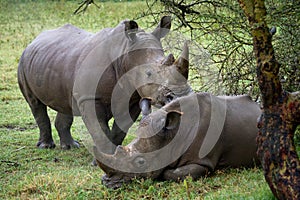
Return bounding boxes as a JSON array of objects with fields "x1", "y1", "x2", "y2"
[{"x1": 0, "y1": 1, "x2": 278, "y2": 199}]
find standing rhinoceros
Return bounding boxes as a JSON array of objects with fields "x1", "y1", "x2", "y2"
[
  {"x1": 18, "y1": 16, "x2": 193, "y2": 153},
  {"x1": 95, "y1": 92, "x2": 261, "y2": 189}
]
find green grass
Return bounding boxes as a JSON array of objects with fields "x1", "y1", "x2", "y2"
[{"x1": 0, "y1": 1, "x2": 278, "y2": 199}]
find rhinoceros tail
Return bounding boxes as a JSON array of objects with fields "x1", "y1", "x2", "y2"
[
  {"x1": 17, "y1": 50, "x2": 35, "y2": 104},
  {"x1": 17, "y1": 51, "x2": 26, "y2": 93}
]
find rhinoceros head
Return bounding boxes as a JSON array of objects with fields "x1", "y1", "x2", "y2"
[
  {"x1": 95, "y1": 108, "x2": 184, "y2": 189},
  {"x1": 136, "y1": 42, "x2": 192, "y2": 107},
  {"x1": 120, "y1": 16, "x2": 193, "y2": 109}
]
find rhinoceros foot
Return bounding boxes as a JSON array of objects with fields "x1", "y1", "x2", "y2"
[
  {"x1": 36, "y1": 140, "x2": 56, "y2": 149},
  {"x1": 60, "y1": 140, "x2": 80, "y2": 150},
  {"x1": 102, "y1": 174, "x2": 129, "y2": 189}
]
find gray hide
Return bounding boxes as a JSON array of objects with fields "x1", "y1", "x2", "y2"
[
  {"x1": 96, "y1": 93, "x2": 261, "y2": 188},
  {"x1": 18, "y1": 16, "x2": 192, "y2": 152}
]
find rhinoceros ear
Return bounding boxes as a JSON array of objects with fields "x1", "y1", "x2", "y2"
[
  {"x1": 165, "y1": 110, "x2": 182, "y2": 130},
  {"x1": 124, "y1": 20, "x2": 139, "y2": 42},
  {"x1": 152, "y1": 16, "x2": 171, "y2": 39}
]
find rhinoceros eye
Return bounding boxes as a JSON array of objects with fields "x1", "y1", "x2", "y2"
[
  {"x1": 133, "y1": 156, "x2": 146, "y2": 169},
  {"x1": 151, "y1": 117, "x2": 165, "y2": 135}
]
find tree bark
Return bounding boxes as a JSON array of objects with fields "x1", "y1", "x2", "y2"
[{"x1": 238, "y1": 0, "x2": 300, "y2": 199}]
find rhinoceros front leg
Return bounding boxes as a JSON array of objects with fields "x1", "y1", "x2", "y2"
[
  {"x1": 55, "y1": 113, "x2": 80, "y2": 150},
  {"x1": 111, "y1": 102, "x2": 141, "y2": 145},
  {"x1": 163, "y1": 164, "x2": 209, "y2": 181},
  {"x1": 79, "y1": 100, "x2": 116, "y2": 155}
]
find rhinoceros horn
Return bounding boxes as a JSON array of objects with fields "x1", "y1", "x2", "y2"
[
  {"x1": 139, "y1": 98, "x2": 152, "y2": 118},
  {"x1": 94, "y1": 145, "x2": 141, "y2": 176},
  {"x1": 175, "y1": 42, "x2": 189, "y2": 80}
]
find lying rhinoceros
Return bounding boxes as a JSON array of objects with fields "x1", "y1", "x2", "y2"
[
  {"x1": 95, "y1": 92, "x2": 261, "y2": 188},
  {"x1": 18, "y1": 16, "x2": 193, "y2": 152}
]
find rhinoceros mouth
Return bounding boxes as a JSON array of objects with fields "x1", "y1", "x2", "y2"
[
  {"x1": 101, "y1": 168, "x2": 163, "y2": 189},
  {"x1": 101, "y1": 173, "x2": 130, "y2": 189}
]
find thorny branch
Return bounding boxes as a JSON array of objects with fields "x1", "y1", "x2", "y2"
[{"x1": 74, "y1": 0, "x2": 100, "y2": 15}]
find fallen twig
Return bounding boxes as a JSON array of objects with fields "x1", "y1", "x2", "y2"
[
  {"x1": 1, "y1": 160, "x2": 20, "y2": 167},
  {"x1": 11, "y1": 146, "x2": 26, "y2": 152},
  {"x1": 25, "y1": 157, "x2": 43, "y2": 162}
]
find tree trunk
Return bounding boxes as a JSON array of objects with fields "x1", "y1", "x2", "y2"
[{"x1": 238, "y1": 0, "x2": 300, "y2": 199}]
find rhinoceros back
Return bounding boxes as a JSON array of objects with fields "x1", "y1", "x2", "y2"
[
  {"x1": 216, "y1": 95, "x2": 261, "y2": 167},
  {"x1": 18, "y1": 24, "x2": 99, "y2": 114},
  {"x1": 18, "y1": 21, "x2": 153, "y2": 114}
]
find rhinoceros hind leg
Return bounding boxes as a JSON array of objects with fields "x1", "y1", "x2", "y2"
[
  {"x1": 30, "y1": 101, "x2": 55, "y2": 149},
  {"x1": 55, "y1": 113, "x2": 79, "y2": 150},
  {"x1": 163, "y1": 164, "x2": 209, "y2": 181}
]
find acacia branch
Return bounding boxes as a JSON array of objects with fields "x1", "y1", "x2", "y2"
[{"x1": 74, "y1": 0, "x2": 100, "y2": 15}]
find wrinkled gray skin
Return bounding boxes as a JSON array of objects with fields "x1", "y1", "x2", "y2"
[
  {"x1": 18, "y1": 16, "x2": 192, "y2": 151},
  {"x1": 96, "y1": 93, "x2": 261, "y2": 189}
]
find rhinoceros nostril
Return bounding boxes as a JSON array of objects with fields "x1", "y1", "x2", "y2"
[
  {"x1": 146, "y1": 70, "x2": 152, "y2": 77},
  {"x1": 166, "y1": 94, "x2": 174, "y2": 102}
]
